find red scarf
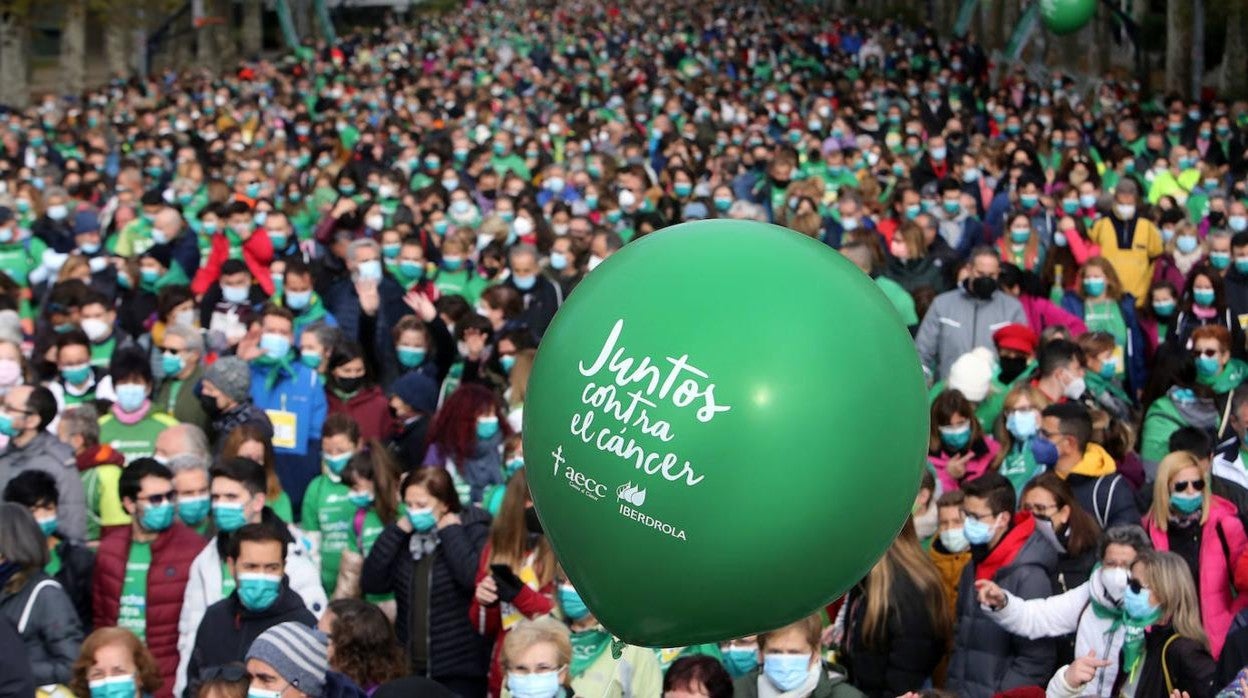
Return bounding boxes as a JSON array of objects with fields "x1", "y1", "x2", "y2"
[{"x1": 975, "y1": 511, "x2": 1036, "y2": 581}]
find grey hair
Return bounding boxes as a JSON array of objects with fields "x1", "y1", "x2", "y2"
[
  {"x1": 0, "y1": 503, "x2": 48, "y2": 571},
  {"x1": 60, "y1": 405, "x2": 100, "y2": 444},
  {"x1": 305, "y1": 321, "x2": 344, "y2": 352},
  {"x1": 162, "y1": 424, "x2": 210, "y2": 462},
  {"x1": 347, "y1": 238, "x2": 380, "y2": 264},
  {"x1": 164, "y1": 324, "x2": 204, "y2": 355},
  {"x1": 508, "y1": 243, "x2": 539, "y2": 264},
  {"x1": 728, "y1": 201, "x2": 767, "y2": 222},
  {"x1": 1097, "y1": 524, "x2": 1153, "y2": 561}
]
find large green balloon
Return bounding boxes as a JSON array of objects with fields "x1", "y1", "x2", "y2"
[
  {"x1": 523, "y1": 221, "x2": 929, "y2": 647},
  {"x1": 1040, "y1": 0, "x2": 1097, "y2": 35}
]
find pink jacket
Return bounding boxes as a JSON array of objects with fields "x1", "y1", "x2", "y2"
[
  {"x1": 928, "y1": 437, "x2": 1001, "y2": 493},
  {"x1": 1021, "y1": 295, "x2": 1088, "y2": 338},
  {"x1": 1144, "y1": 495, "x2": 1248, "y2": 659}
]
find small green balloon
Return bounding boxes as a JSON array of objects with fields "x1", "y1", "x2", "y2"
[
  {"x1": 1040, "y1": 0, "x2": 1097, "y2": 35},
  {"x1": 523, "y1": 221, "x2": 929, "y2": 647}
]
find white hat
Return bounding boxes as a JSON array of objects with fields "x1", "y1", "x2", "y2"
[{"x1": 947, "y1": 347, "x2": 996, "y2": 403}]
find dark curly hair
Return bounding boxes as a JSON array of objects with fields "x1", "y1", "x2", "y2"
[
  {"x1": 70, "y1": 628, "x2": 163, "y2": 698},
  {"x1": 324, "y1": 599, "x2": 405, "y2": 690}
]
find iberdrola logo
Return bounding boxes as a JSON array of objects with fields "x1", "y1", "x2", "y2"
[{"x1": 617, "y1": 482, "x2": 647, "y2": 507}]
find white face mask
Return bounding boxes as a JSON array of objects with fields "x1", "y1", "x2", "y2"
[
  {"x1": 618, "y1": 189, "x2": 637, "y2": 210},
  {"x1": 587, "y1": 254, "x2": 604, "y2": 271},
  {"x1": 1063, "y1": 371, "x2": 1086, "y2": 400},
  {"x1": 1115, "y1": 204, "x2": 1136, "y2": 220},
  {"x1": 513, "y1": 216, "x2": 534, "y2": 236},
  {"x1": 365, "y1": 214, "x2": 385, "y2": 231},
  {"x1": 1099, "y1": 565, "x2": 1129, "y2": 602}
]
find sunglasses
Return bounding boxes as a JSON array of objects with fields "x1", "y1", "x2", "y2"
[
  {"x1": 1173, "y1": 479, "x2": 1206, "y2": 493},
  {"x1": 201, "y1": 664, "x2": 248, "y2": 682},
  {"x1": 141, "y1": 491, "x2": 177, "y2": 506},
  {"x1": 1192, "y1": 348, "x2": 1220, "y2": 358},
  {"x1": 1127, "y1": 577, "x2": 1149, "y2": 594}
]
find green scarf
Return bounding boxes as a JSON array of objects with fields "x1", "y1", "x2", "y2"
[
  {"x1": 570, "y1": 627, "x2": 613, "y2": 678},
  {"x1": 1091, "y1": 599, "x2": 1161, "y2": 677},
  {"x1": 274, "y1": 292, "x2": 329, "y2": 325},
  {"x1": 1198, "y1": 358, "x2": 1248, "y2": 394},
  {"x1": 1086, "y1": 370, "x2": 1133, "y2": 405},
  {"x1": 253, "y1": 352, "x2": 298, "y2": 391}
]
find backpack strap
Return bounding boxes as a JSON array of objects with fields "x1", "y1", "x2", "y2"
[
  {"x1": 1220, "y1": 392, "x2": 1235, "y2": 441},
  {"x1": 1217, "y1": 519, "x2": 1238, "y2": 600},
  {"x1": 1093, "y1": 475, "x2": 1121, "y2": 528},
  {"x1": 1161, "y1": 633, "x2": 1181, "y2": 695},
  {"x1": 18, "y1": 579, "x2": 62, "y2": 634}
]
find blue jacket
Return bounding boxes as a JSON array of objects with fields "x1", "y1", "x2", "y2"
[
  {"x1": 1060, "y1": 292, "x2": 1148, "y2": 395},
  {"x1": 249, "y1": 361, "x2": 326, "y2": 456}
]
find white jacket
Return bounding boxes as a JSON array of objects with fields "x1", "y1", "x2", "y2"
[
  {"x1": 990, "y1": 572, "x2": 1126, "y2": 698},
  {"x1": 174, "y1": 526, "x2": 326, "y2": 696}
]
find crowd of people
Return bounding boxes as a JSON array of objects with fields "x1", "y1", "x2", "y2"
[{"x1": 2, "y1": 0, "x2": 1248, "y2": 697}]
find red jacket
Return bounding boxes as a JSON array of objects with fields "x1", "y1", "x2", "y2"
[
  {"x1": 326, "y1": 385, "x2": 395, "y2": 442},
  {"x1": 468, "y1": 542, "x2": 554, "y2": 698},
  {"x1": 92, "y1": 524, "x2": 207, "y2": 698},
  {"x1": 191, "y1": 229, "x2": 274, "y2": 296}
]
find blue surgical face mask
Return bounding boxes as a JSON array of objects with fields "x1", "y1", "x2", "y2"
[
  {"x1": 213, "y1": 501, "x2": 249, "y2": 532},
  {"x1": 505, "y1": 457, "x2": 524, "y2": 477},
  {"x1": 323, "y1": 450, "x2": 353, "y2": 475},
  {"x1": 500, "y1": 355, "x2": 517, "y2": 374},
  {"x1": 177, "y1": 496, "x2": 210, "y2": 526},
  {"x1": 407, "y1": 507, "x2": 436, "y2": 532},
  {"x1": 1171, "y1": 491, "x2": 1204, "y2": 514},
  {"x1": 90, "y1": 674, "x2": 137, "y2": 698},
  {"x1": 61, "y1": 364, "x2": 91, "y2": 386},
  {"x1": 161, "y1": 352, "x2": 184, "y2": 377},
  {"x1": 222, "y1": 285, "x2": 250, "y2": 304},
  {"x1": 237, "y1": 573, "x2": 282, "y2": 611},
  {"x1": 115, "y1": 383, "x2": 147, "y2": 413},
  {"x1": 1153, "y1": 300, "x2": 1177, "y2": 317},
  {"x1": 506, "y1": 671, "x2": 561, "y2": 698},
  {"x1": 1210, "y1": 252, "x2": 1232, "y2": 271},
  {"x1": 1123, "y1": 584, "x2": 1159, "y2": 620},
  {"x1": 477, "y1": 416, "x2": 500, "y2": 440},
  {"x1": 513, "y1": 274, "x2": 536, "y2": 291},
  {"x1": 300, "y1": 350, "x2": 322, "y2": 369},
  {"x1": 1031, "y1": 436, "x2": 1059, "y2": 466},
  {"x1": 259, "y1": 333, "x2": 291, "y2": 360},
  {"x1": 939, "y1": 424, "x2": 972, "y2": 451},
  {"x1": 722, "y1": 646, "x2": 759, "y2": 678},
  {"x1": 397, "y1": 346, "x2": 427, "y2": 368},
  {"x1": 348, "y1": 490, "x2": 374, "y2": 508},
  {"x1": 357, "y1": 259, "x2": 383, "y2": 281},
  {"x1": 763, "y1": 653, "x2": 812, "y2": 693},
  {"x1": 1082, "y1": 277, "x2": 1106, "y2": 297},
  {"x1": 1196, "y1": 355, "x2": 1221, "y2": 377},
  {"x1": 1176, "y1": 236, "x2": 1199, "y2": 254},
  {"x1": 1006, "y1": 409, "x2": 1038, "y2": 440},
  {"x1": 558, "y1": 584, "x2": 590, "y2": 620},
  {"x1": 962, "y1": 514, "x2": 997, "y2": 546},
  {"x1": 1194, "y1": 288, "x2": 1217, "y2": 307},
  {"x1": 1099, "y1": 357, "x2": 1118, "y2": 379},
  {"x1": 285, "y1": 290, "x2": 311, "y2": 311},
  {"x1": 1080, "y1": 193, "x2": 1098, "y2": 209},
  {"x1": 36, "y1": 515, "x2": 58, "y2": 537},
  {"x1": 140, "y1": 501, "x2": 175, "y2": 532},
  {"x1": 939, "y1": 526, "x2": 970, "y2": 552}
]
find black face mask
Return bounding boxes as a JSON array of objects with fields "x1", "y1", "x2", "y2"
[
  {"x1": 1209, "y1": 211, "x2": 1226, "y2": 227},
  {"x1": 524, "y1": 506, "x2": 544, "y2": 535},
  {"x1": 963, "y1": 276, "x2": 997, "y2": 300},
  {"x1": 334, "y1": 375, "x2": 365, "y2": 394},
  {"x1": 998, "y1": 356, "x2": 1029, "y2": 384},
  {"x1": 198, "y1": 391, "x2": 222, "y2": 418},
  {"x1": 771, "y1": 176, "x2": 791, "y2": 189}
]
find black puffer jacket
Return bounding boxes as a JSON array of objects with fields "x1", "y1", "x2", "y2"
[
  {"x1": 182, "y1": 577, "x2": 316, "y2": 698},
  {"x1": 842, "y1": 568, "x2": 948, "y2": 698},
  {"x1": 1125, "y1": 626, "x2": 1216, "y2": 698},
  {"x1": 51, "y1": 538, "x2": 95, "y2": 632},
  {"x1": 946, "y1": 523, "x2": 1058, "y2": 698},
  {"x1": 362, "y1": 506, "x2": 491, "y2": 682},
  {"x1": 0, "y1": 570, "x2": 83, "y2": 686}
]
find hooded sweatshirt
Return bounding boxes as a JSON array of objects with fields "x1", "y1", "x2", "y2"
[{"x1": 1058, "y1": 443, "x2": 1139, "y2": 528}]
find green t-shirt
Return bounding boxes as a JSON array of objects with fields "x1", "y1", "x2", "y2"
[
  {"x1": 221, "y1": 561, "x2": 236, "y2": 598},
  {"x1": 1085, "y1": 299, "x2": 1128, "y2": 377},
  {"x1": 433, "y1": 269, "x2": 486, "y2": 305},
  {"x1": 999, "y1": 443, "x2": 1040, "y2": 494},
  {"x1": 119, "y1": 541, "x2": 151, "y2": 641},
  {"x1": 0, "y1": 239, "x2": 41, "y2": 287},
  {"x1": 45, "y1": 542, "x2": 62, "y2": 577},
  {"x1": 301, "y1": 475, "x2": 354, "y2": 594},
  {"x1": 270, "y1": 490, "x2": 294, "y2": 523},
  {"x1": 90, "y1": 336, "x2": 118, "y2": 369},
  {"x1": 99, "y1": 411, "x2": 180, "y2": 463}
]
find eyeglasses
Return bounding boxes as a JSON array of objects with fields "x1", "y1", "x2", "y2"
[
  {"x1": 507, "y1": 664, "x2": 565, "y2": 676},
  {"x1": 161, "y1": 347, "x2": 185, "y2": 355},
  {"x1": 960, "y1": 509, "x2": 996, "y2": 522},
  {"x1": 140, "y1": 491, "x2": 177, "y2": 506},
  {"x1": 1022, "y1": 503, "x2": 1058, "y2": 516},
  {"x1": 1173, "y1": 479, "x2": 1206, "y2": 493},
  {"x1": 1127, "y1": 577, "x2": 1149, "y2": 594},
  {"x1": 1192, "y1": 348, "x2": 1220, "y2": 358}
]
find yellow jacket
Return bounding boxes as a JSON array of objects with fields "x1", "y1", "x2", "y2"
[{"x1": 1087, "y1": 215, "x2": 1164, "y2": 304}]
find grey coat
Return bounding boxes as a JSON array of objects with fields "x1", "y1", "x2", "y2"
[
  {"x1": 0, "y1": 432, "x2": 85, "y2": 541},
  {"x1": 0, "y1": 571, "x2": 84, "y2": 686},
  {"x1": 946, "y1": 528, "x2": 1059, "y2": 698},
  {"x1": 915, "y1": 287, "x2": 1027, "y2": 381}
]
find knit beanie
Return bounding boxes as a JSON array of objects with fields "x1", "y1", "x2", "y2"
[
  {"x1": 947, "y1": 347, "x2": 996, "y2": 403},
  {"x1": 204, "y1": 356, "x2": 252, "y2": 404},
  {"x1": 245, "y1": 622, "x2": 329, "y2": 698}
]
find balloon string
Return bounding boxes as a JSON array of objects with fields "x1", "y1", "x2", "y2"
[{"x1": 610, "y1": 638, "x2": 625, "y2": 660}]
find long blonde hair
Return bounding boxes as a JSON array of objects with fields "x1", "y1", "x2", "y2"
[
  {"x1": 1137, "y1": 550, "x2": 1209, "y2": 651},
  {"x1": 860, "y1": 519, "x2": 952, "y2": 651},
  {"x1": 1149, "y1": 452, "x2": 1210, "y2": 531},
  {"x1": 508, "y1": 348, "x2": 537, "y2": 408},
  {"x1": 488, "y1": 468, "x2": 555, "y2": 589}
]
